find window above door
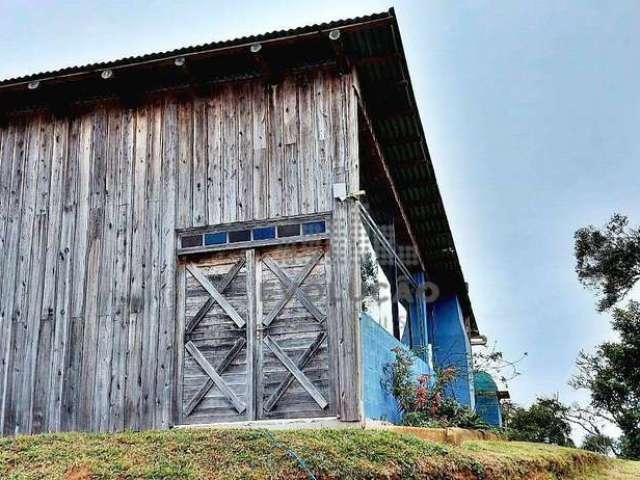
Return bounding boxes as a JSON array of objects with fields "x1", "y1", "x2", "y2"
[{"x1": 177, "y1": 213, "x2": 331, "y2": 256}]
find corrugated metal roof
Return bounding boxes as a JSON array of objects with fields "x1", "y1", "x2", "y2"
[
  {"x1": 0, "y1": 8, "x2": 479, "y2": 334},
  {"x1": 0, "y1": 11, "x2": 392, "y2": 88}
]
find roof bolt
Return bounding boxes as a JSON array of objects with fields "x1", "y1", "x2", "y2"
[
  {"x1": 250, "y1": 43, "x2": 262, "y2": 54},
  {"x1": 100, "y1": 69, "x2": 113, "y2": 80},
  {"x1": 174, "y1": 56, "x2": 186, "y2": 67},
  {"x1": 329, "y1": 29, "x2": 341, "y2": 41},
  {"x1": 27, "y1": 80, "x2": 40, "y2": 90}
]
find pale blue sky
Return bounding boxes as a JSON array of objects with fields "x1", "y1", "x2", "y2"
[{"x1": 2, "y1": 1, "x2": 639, "y2": 417}]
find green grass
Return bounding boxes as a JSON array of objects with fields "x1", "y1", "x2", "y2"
[{"x1": 0, "y1": 428, "x2": 638, "y2": 479}]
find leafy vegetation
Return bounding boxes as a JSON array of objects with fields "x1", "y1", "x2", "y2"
[
  {"x1": 384, "y1": 347, "x2": 488, "y2": 429},
  {"x1": 581, "y1": 433, "x2": 618, "y2": 456},
  {"x1": 574, "y1": 213, "x2": 640, "y2": 312},
  {"x1": 573, "y1": 214, "x2": 640, "y2": 459},
  {"x1": 570, "y1": 301, "x2": 640, "y2": 459},
  {"x1": 1, "y1": 428, "x2": 638, "y2": 479},
  {"x1": 502, "y1": 397, "x2": 575, "y2": 447}
]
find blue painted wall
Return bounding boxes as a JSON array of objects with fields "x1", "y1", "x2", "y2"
[
  {"x1": 401, "y1": 272, "x2": 431, "y2": 365},
  {"x1": 475, "y1": 395, "x2": 502, "y2": 427},
  {"x1": 360, "y1": 313, "x2": 432, "y2": 424},
  {"x1": 474, "y1": 371, "x2": 503, "y2": 427},
  {"x1": 430, "y1": 295, "x2": 475, "y2": 409}
]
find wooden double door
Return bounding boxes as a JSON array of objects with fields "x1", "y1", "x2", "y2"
[{"x1": 179, "y1": 242, "x2": 334, "y2": 424}]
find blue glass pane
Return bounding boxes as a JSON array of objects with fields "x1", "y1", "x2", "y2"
[
  {"x1": 204, "y1": 232, "x2": 227, "y2": 245},
  {"x1": 277, "y1": 223, "x2": 300, "y2": 238},
  {"x1": 182, "y1": 235, "x2": 203, "y2": 248},
  {"x1": 253, "y1": 226, "x2": 276, "y2": 240},
  {"x1": 229, "y1": 229, "x2": 251, "y2": 243},
  {"x1": 302, "y1": 221, "x2": 326, "y2": 235}
]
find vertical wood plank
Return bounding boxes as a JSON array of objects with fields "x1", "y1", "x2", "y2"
[
  {"x1": 251, "y1": 82, "x2": 268, "y2": 220},
  {"x1": 31, "y1": 316, "x2": 53, "y2": 434},
  {"x1": 40, "y1": 119, "x2": 68, "y2": 325},
  {"x1": 314, "y1": 72, "x2": 331, "y2": 212},
  {"x1": 95, "y1": 314, "x2": 113, "y2": 432},
  {"x1": 24, "y1": 117, "x2": 55, "y2": 434},
  {"x1": 79, "y1": 107, "x2": 108, "y2": 432},
  {"x1": 177, "y1": 100, "x2": 193, "y2": 229},
  {"x1": 124, "y1": 106, "x2": 148, "y2": 430},
  {"x1": 94, "y1": 108, "x2": 122, "y2": 432},
  {"x1": 267, "y1": 84, "x2": 283, "y2": 218},
  {"x1": 157, "y1": 99, "x2": 178, "y2": 429},
  {"x1": 70, "y1": 114, "x2": 92, "y2": 319},
  {"x1": 192, "y1": 97, "x2": 207, "y2": 227},
  {"x1": 50, "y1": 117, "x2": 79, "y2": 432},
  {"x1": 97, "y1": 109, "x2": 122, "y2": 317},
  {"x1": 255, "y1": 251, "x2": 264, "y2": 419},
  {"x1": 238, "y1": 82, "x2": 253, "y2": 221},
  {"x1": 0, "y1": 124, "x2": 19, "y2": 434},
  {"x1": 206, "y1": 92, "x2": 222, "y2": 225},
  {"x1": 174, "y1": 262, "x2": 186, "y2": 426},
  {"x1": 140, "y1": 103, "x2": 162, "y2": 429},
  {"x1": 298, "y1": 76, "x2": 316, "y2": 214},
  {"x1": 245, "y1": 249, "x2": 256, "y2": 420},
  {"x1": 8, "y1": 117, "x2": 43, "y2": 434},
  {"x1": 108, "y1": 108, "x2": 135, "y2": 432},
  {"x1": 222, "y1": 85, "x2": 238, "y2": 223},
  {"x1": 282, "y1": 78, "x2": 299, "y2": 216},
  {"x1": 62, "y1": 114, "x2": 91, "y2": 431}
]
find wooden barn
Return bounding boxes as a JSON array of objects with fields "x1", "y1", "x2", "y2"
[{"x1": 0, "y1": 9, "x2": 481, "y2": 435}]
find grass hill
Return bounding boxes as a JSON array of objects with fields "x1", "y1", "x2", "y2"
[{"x1": 1, "y1": 428, "x2": 639, "y2": 479}]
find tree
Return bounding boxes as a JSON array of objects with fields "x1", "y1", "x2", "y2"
[
  {"x1": 504, "y1": 397, "x2": 575, "y2": 447},
  {"x1": 572, "y1": 214, "x2": 640, "y2": 459},
  {"x1": 570, "y1": 301, "x2": 640, "y2": 459},
  {"x1": 574, "y1": 214, "x2": 640, "y2": 312},
  {"x1": 581, "y1": 433, "x2": 617, "y2": 456}
]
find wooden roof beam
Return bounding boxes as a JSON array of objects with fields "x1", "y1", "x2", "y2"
[
  {"x1": 327, "y1": 29, "x2": 349, "y2": 74},
  {"x1": 249, "y1": 43, "x2": 282, "y2": 84}
]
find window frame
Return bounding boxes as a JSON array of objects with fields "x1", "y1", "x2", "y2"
[{"x1": 176, "y1": 212, "x2": 331, "y2": 256}]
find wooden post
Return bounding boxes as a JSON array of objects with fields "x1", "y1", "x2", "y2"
[{"x1": 327, "y1": 72, "x2": 362, "y2": 422}]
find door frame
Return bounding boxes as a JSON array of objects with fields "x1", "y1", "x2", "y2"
[{"x1": 174, "y1": 214, "x2": 335, "y2": 426}]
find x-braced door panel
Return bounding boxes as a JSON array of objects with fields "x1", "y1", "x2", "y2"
[
  {"x1": 180, "y1": 242, "x2": 333, "y2": 424},
  {"x1": 257, "y1": 243, "x2": 333, "y2": 420},
  {"x1": 182, "y1": 251, "x2": 250, "y2": 424}
]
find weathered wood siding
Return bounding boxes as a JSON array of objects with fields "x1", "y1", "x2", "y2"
[{"x1": 0, "y1": 69, "x2": 361, "y2": 434}]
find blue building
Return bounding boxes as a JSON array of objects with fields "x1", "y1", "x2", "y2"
[{"x1": 474, "y1": 372, "x2": 509, "y2": 427}]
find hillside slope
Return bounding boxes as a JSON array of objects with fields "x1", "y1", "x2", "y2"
[{"x1": 0, "y1": 428, "x2": 638, "y2": 479}]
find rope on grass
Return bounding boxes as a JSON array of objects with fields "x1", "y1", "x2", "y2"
[{"x1": 260, "y1": 429, "x2": 318, "y2": 480}]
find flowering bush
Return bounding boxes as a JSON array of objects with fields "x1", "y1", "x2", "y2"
[{"x1": 385, "y1": 347, "x2": 487, "y2": 429}]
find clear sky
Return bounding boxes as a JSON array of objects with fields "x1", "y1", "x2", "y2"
[{"x1": 1, "y1": 0, "x2": 639, "y2": 426}]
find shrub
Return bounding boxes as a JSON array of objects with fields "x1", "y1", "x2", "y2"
[{"x1": 385, "y1": 347, "x2": 488, "y2": 429}]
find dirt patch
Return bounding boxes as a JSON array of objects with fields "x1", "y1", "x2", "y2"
[{"x1": 65, "y1": 465, "x2": 93, "y2": 480}]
